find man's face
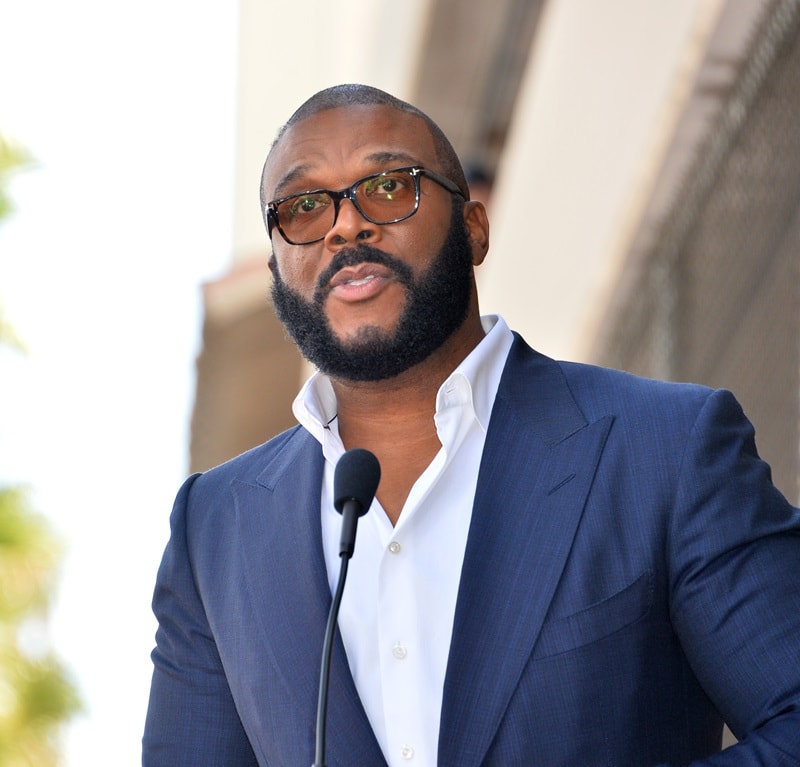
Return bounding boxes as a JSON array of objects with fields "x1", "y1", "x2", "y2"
[{"x1": 262, "y1": 104, "x2": 478, "y2": 381}]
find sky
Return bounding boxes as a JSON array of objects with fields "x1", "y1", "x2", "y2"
[{"x1": 0, "y1": 1, "x2": 239, "y2": 763}]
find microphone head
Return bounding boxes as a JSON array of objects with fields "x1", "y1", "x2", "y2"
[{"x1": 333, "y1": 448, "x2": 381, "y2": 516}]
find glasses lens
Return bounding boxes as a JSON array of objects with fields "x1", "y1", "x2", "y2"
[
  {"x1": 356, "y1": 169, "x2": 418, "y2": 224},
  {"x1": 272, "y1": 169, "x2": 420, "y2": 244},
  {"x1": 276, "y1": 192, "x2": 334, "y2": 244}
]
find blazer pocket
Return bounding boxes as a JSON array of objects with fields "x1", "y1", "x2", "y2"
[{"x1": 533, "y1": 571, "x2": 654, "y2": 658}]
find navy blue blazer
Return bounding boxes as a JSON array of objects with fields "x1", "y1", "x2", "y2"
[{"x1": 143, "y1": 336, "x2": 800, "y2": 766}]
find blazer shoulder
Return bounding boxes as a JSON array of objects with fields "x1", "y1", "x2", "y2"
[
  {"x1": 183, "y1": 424, "x2": 317, "y2": 507},
  {"x1": 505, "y1": 334, "x2": 734, "y2": 447},
  {"x1": 557, "y1": 356, "x2": 717, "y2": 423}
]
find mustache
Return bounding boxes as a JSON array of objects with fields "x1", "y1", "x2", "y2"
[{"x1": 314, "y1": 246, "x2": 414, "y2": 303}]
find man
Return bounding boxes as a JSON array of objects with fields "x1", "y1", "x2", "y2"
[{"x1": 143, "y1": 85, "x2": 800, "y2": 766}]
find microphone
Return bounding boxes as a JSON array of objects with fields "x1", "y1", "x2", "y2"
[
  {"x1": 313, "y1": 448, "x2": 381, "y2": 767},
  {"x1": 334, "y1": 448, "x2": 381, "y2": 557}
]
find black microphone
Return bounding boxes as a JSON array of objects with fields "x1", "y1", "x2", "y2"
[
  {"x1": 334, "y1": 448, "x2": 381, "y2": 557},
  {"x1": 313, "y1": 448, "x2": 381, "y2": 767}
]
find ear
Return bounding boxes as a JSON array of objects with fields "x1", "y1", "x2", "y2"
[{"x1": 463, "y1": 201, "x2": 490, "y2": 266}]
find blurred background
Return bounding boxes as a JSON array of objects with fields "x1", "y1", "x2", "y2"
[{"x1": 1, "y1": 0, "x2": 798, "y2": 763}]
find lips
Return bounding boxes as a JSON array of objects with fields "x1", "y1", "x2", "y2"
[
  {"x1": 327, "y1": 263, "x2": 395, "y2": 301},
  {"x1": 313, "y1": 247, "x2": 414, "y2": 305},
  {"x1": 329, "y1": 263, "x2": 393, "y2": 288}
]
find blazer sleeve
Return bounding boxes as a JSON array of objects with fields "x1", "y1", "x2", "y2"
[
  {"x1": 664, "y1": 389, "x2": 800, "y2": 765},
  {"x1": 142, "y1": 473, "x2": 259, "y2": 767}
]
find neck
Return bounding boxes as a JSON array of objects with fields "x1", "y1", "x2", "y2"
[{"x1": 330, "y1": 313, "x2": 485, "y2": 524}]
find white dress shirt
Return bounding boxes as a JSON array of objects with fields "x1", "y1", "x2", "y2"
[{"x1": 292, "y1": 315, "x2": 514, "y2": 766}]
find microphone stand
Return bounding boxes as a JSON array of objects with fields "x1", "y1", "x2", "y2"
[{"x1": 312, "y1": 553, "x2": 350, "y2": 767}]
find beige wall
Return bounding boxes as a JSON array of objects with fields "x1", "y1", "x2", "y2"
[{"x1": 479, "y1": 0, "x2": 724, "y2": 361}]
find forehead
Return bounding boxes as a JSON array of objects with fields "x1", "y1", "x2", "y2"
[{"x1": 263, "y1": 104, "x2": 439, "y2": 198}]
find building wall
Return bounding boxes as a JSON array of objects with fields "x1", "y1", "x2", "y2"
[
  {"x1": 478, "y1": 0, "x2": 725, "y2": 359},
  {"x1": 594, "y1": 0, "x2": 800, "y2": 503}
]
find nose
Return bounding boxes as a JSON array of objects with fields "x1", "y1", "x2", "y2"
[{"x1": 324, "y1": 198, "x2": 381, "y2": 248}]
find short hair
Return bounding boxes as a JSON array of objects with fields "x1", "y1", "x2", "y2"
[{"x1": 261, "y1": 84, "x2": 469, "y2": 202}]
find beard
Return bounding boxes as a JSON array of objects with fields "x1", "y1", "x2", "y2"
[{"x1": 269, "y1": 200, "x2": 474, "y2": 382}]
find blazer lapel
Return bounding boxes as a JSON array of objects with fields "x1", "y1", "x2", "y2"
[
  {"x1": 439, "y1": 337, "x2": 613, "y2": 767},
  {"x1": 233, "y1": 429, "x2": 386, "y2": 765}
]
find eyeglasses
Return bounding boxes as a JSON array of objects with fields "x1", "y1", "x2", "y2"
[{"x1": 264, "y1": 165, "x2": 466, "y2": 245}]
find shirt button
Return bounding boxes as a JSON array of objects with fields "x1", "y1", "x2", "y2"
[
  {"x1": 388, "y1": 541, "x2": 402, "y2": 554},
  {"x1": 400, "y1": 745, "x2": 415, "y2": 760},
  {"x1": 392, "y1": 643, "x2": 408, "y2": 660}
]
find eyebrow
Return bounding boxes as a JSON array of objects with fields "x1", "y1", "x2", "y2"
[
  {"x1": 272, "y1": 164, "x2": 313, "y2": 200},
  {"x1": 271, "y1": 151, "x2": 421, "y2": 200}
]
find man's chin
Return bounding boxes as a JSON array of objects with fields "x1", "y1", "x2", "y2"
[
  {"x1": 328, "y1": 321, "x2": 397, "y2": 351},
  {"x1": 324, "y1": 288, "x2": 406, "y2": 342}
]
